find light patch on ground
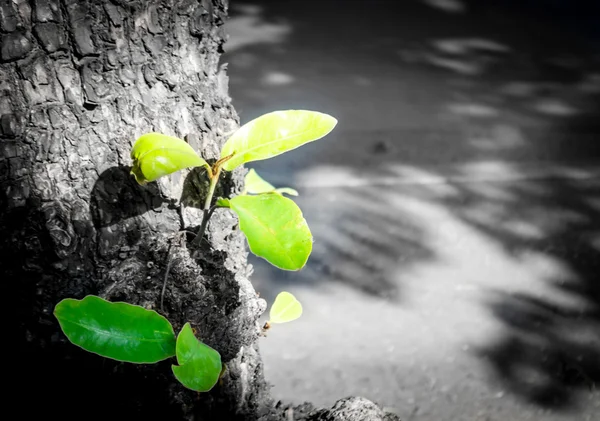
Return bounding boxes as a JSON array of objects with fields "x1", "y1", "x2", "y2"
[
  {"x1": 261, "y1": 71, "x2": 295, "y2": 86},
  {"x1": 516, "y1": 251, "x2": 576, "y2": 288},
  {"x1": 465, "y1": 183, "x2": 515, "y2": 202},
  {"x1": 387, "y1": 193, "x2": 579, "y2": 309},
  {"x1": 448, "y1": 103, "x2": 498, "y2": 117},
  {"x1": 417, "y1": 38, "x2": 510, "y2": 76},
  {"x1": 422, "y1": 0, "x2": 466, "y2": 13},
  {"x1": 459, "y1": 160, "x2": 523, "y2": 181},
  {"x1": 503, "y1": 220, "x2": 545, "y2": 240},
  {"x1": 469, "y1": 124, "x2": 525, "y2": 151},
  {"x1": 425, "y1": 54, "x2": 483, "y2": 75},
  {"x1": 294, "y1": 162, "x2": 600, "y2": 191},
  {"x1": 295, "y1": 164, "x2": 454, "y2": 189},
  {"x1": 533, "y1": 99, "x2": 579, "y2": 116},
  {"x1": 224, "y1": 4, "x2": 292, "y2": 52},
  {"x1": 433, "y1": 38, "x2": 511, "y2": 55}
]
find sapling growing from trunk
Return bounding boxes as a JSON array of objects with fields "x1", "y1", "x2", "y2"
[{"x1": 54, "y1": 109, "x2": 336, "y2": 392}]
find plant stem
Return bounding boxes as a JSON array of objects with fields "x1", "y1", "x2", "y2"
[{"x1": 191, "y1": 166, "x2": 221, "y2": 247}]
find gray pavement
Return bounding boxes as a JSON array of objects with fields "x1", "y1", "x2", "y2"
[{"x1": 221, "y1": 1, "x2": 600, "y2": 419}]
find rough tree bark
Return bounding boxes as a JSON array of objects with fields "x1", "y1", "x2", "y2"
[{"x1": 3, "y1": 0, "x2": 270, "y2": 419}]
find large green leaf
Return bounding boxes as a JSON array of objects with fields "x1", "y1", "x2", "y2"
[
  {"x1": 220, "y1": 110, "x2": 337, "y2": 171},
  {"x1": 172, "y1": 323, "x2": 222, "y2": 392},
  {"x1": 54, "y1": 295, "x2": 176, "y2": 363},
  {"x1": 130, "y1": 133, "x2": 208, "y2": 184},
  {"x1": 244, "y1": 169, "x2": 298, "y2": 196},
  {"x1": 226, "y1": 193, "x2": 312, "y2": 270}
]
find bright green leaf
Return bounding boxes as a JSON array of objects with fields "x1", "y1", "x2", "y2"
[
  {"x1": 54, "y1": 295, "x2": 176, "y2": 363},
  {"x1": 130, "y1": 133, "x2": 208, "y2": 184},
  {"x1": 172, "y1": 323, "x2": 222, "y2": 392},
  {"x1": 228, "y1": 193, "x2": 312, "y2": 270},
  {"x1": 244, "y1": 169, "x2": 298, "y2": 196},
  {"x1": 270, "y1": 291, "x2": 303, "y2": 324},
  {"x1": 216, "y1": 197, "x2": 230, "y2": 208},
  {"x1": 245, "y1": 169, "x2": 276, "y2": 194},
  {"x1": 220, "y1": 110, "x2": 337, "y2": 171},
  {"x1": 274, "y1": 187, "x2": 299, "y2": 197}
]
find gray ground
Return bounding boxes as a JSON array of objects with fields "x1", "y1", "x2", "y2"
[{"x1": 221, "y1": 1, "x2": 600, "y2": 420}]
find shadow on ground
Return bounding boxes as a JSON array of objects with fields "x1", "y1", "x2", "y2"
[
  {"x1": 446, "y1": 171, "x2": 600, "y2": 408},
  {"x1": 249, "y1": 184, "x2": 435, "y2": 304}
]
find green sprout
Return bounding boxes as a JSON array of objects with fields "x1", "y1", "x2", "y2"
[
  {"x1": 53, "y1": 109, "x2": 336, "y2": 393},
  {"x1": 131, "y1": 109, "x2": 336, "y2": 270}
]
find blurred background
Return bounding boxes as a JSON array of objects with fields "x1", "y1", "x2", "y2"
[{"x1": 221, "y1": 1, "x2": 600, "y2": 420}]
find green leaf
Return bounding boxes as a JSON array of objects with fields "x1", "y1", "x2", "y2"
[
  {"x1": 228, "y1": 193, "x2": 312, "y2": 270},
  {"x1": 245, "y1": 169, "x2": 276, "y2": 194},
  {"x1": 244, "y1": 169, "x2": 298, "y2": 196},
  {"x1": 130, "y1": 133, "x2": 208, "y2": 184},
  {"x1": 270, "y1": 292, "x2": 303, "y2": 324},
  {"x1": 54, "y1": 295, "x2": 176, "y2": 363},
  {"x1": 220, "y1": 110, "x2": 337, "y2": 171},
  {"x1": 172, "y1": 323, "x2": 222, "y2": 392},
  {"x1": 274, "y1": 187, "x2": 299, "y2": 197}
]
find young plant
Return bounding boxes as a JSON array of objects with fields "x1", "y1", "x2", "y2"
[
  {"x1": 131, "y1": 109, "x2": 336, "y2": 270},
  {"x1": 53, "y1": 109, "x2": 336, "y2": 393}
]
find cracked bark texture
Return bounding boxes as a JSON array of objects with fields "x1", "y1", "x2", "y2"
[{"x1": 2, "y1": 0, "x2": 272, "y2": 419}]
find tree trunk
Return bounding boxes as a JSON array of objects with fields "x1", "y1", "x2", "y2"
[{"x1": 2, "y1": 0, "x2": 271, "y2": 419}]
